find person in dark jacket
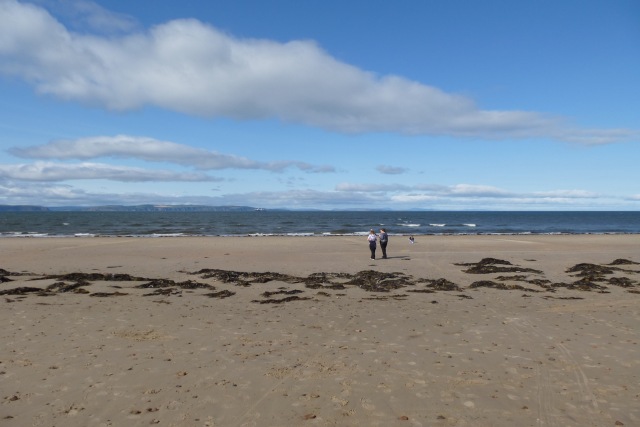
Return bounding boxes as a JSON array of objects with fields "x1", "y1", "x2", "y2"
[{"x1": 379, "y1": 228, "x2": 388, "y2": 259}]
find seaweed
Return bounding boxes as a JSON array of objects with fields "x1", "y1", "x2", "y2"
[
  {"x1": 252, "y1": 295, "x2": 312, "y2": 304},
  {"x1": 457, "y1": 258, "x2": 543, "y2": 274},
  {"x1": 204, "y1": 290, "x2": 235, "y2": 299}
]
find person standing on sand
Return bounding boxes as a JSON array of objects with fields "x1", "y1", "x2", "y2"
[
  {"x1": 367, "y1": 229, "x2": 377, "y2": 260},
  {"x1": 379, "y1": 228, "x2": 388, "y2": 259}
]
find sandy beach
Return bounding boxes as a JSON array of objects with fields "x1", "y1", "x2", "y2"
[{"x1": 1, "y1": 234, "x2": 639, "y2": 427}]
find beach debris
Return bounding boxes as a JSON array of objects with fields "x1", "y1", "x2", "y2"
[
  {"x1": 469, "y1": 280, "x2": 541, "y2": 292},
  {"x1": 406, "y1": 288, "x2": 435, "y2": 293},
  {"x1": 608, "y1": 259, "x2": 639, "y2": 265},
  {"x1": 344, "y1": 270, "x2": 414, "y2": 292},
  {"x1": 261, "y1": 289, "x2": 304, "y2": 298},
  {"x1": 89, "y1": 291, "x2": 129, "y2": 297},
  {"x1": 304, "y1": 272, "x2": 350, "y2": 289},
  {"x1": 136, "y1": 279, "x2": 215, "y2": 290},
  {"x1": 422, "y1": 278, "x2": 462, "y2": 291},
  {"x1": 192, "y1": 268, "x2": 300, "y2": 286},
  {"x1": 456, "y1": 258, "x2": 543, "y2": 274},
  {"x1": 252, "y1": 295, "x2": 312, "y2": 304},
  {"x1": 203, "y1": 290, "x2": 235, "y2": 299},
  {"x1": 0, "y1": 286, "x2": 46, "y2": 295},
  {"x1": 495, "y1": 275, "x2": 554, "y2": 291},
  {"x1": 566, "y1": 263, "x2": 614, "y2": 278},
  {"x1": 549, "y1": 279, "x2": 609, "y2": 292},
  {"x1": 46, "y1": 281, "x2": 91, "y2": 293},
  {"x1": 361, "y1": 294, "x2": 408, "y2": 300},
  {"x1": 305, "y1": 282, "x2": 346, "y2": 290},
  {"x1": 142, "y1": 288, "x2": 181, "y2": 296},
  {"x1": 607, "y1": 277, "x2": 637, "y2": 287},
  {"x1": 3, "y1": 259, "x2": 639, "y2": 302},
  {"x1": 45, "y1": 272, "x2": 148, "y2": 282},
  {"x1": 567, "y1": 262, "x2": 639, "y2": 277},
  {"x1": 564, "y1": 262, "x2": 638, "y2": 289}
]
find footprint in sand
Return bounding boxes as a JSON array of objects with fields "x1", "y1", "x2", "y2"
[
  {"x1": 360, "y1": 397, "x2": 376, "y2": 411},
  {"x1": 331, "y1": 396, "x2": 349, "y2": 407}
]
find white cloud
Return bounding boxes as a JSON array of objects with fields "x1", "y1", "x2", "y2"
[
  {"x1": 0, "y1": 161, "x2": 220, "y2": 182},
  {"x1": 376, "y1": 165, "x2": 409, "y2": 175},
  {"x1": 0, "y1": 182, "x2": 378, "y2": 208},
  {"x1": 335, "y1": 183, "x2": 412, "y2": 192},
  {"x1": 532, "y1": 189, "x2": 599, "y2": 198},
  {"x1": 0, "y1": 0, "x2": 636, "y2": 144},
  {"x1": 336, "y1": 181, "x2": 608, "y2": 202},
  {"x1": 447, "y1": 184, "x2": 512, "y2": 198},
  {"x1": 9, "y1": 135, "x2": 335, "y2": 173},
  {"x1": 31, "y1": 0, "x2": 137, "y2": 33}
]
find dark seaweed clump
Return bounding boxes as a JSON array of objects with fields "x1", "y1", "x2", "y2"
[
  {"x1": 191, "y1": 269, "x2": 300, "y2": 286},
  {"x1": 46, "y1": 281, "x2": 91, "y2": 293},
  {"x1": 45, "y1": 272, "x2": 148, "y2": 282},
  {"x1": 90, "y1": 291, "x2": 129, "y2": 297},
  {"x1": 204, "y1": 290, "x2": 236, "y2": 299},
  {"x1": 456, "y1": 258, "x2": 543, "y2": 275},
  {"x1": 136, "y1": 279, "x2": 215, "y2": 290},
  {"x1": 469, "y1": 281, "x2": 541, "y2": 292},
  {"x1": 608, "y1": 277, "x2": 636, "y2": 287},
  {"x1": 261, "y1": 289, "x2": 304, "y2": 298},
  {"x1": 343, "y1": 270, "x2": 414, "y2": 292},
  {"x1": 566, "y1": 263, "x2": 614, "y2": 278},
  {"x1": 556, "y1": 262, "x2": 639, "y2": 291},
  {"x1": 608, "y1": 259, "x2": 639, "y2": 265},
  {"x1": 304, "y1": 272, "x2": 350, "y2": 290},
  {"x1": 0, "y1": 286, "x2": 45, "y2": 296},
  {"x1": 422, "y1": 278, "x2": 462, "y2": 291},
  {"x1": 252, "y1": 295, "x2": 312, "y2": 304},
  {"x1": 143, "y1": 288, "x2": 182, "y2": 297}
]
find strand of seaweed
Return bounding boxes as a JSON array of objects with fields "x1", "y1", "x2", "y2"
[{"x1": 455, "y1": 258, "x2": 639, "y2": 294}]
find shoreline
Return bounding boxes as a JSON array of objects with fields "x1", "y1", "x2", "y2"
[
  {"x1": 2, "y1": 230, "x2": 640, "y2": 238},
  {"x1": 2, "y1": 235, "x2": 639, "y2": 426}
]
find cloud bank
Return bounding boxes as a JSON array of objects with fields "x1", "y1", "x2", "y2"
[
  {"x1": 9, "y1": 135, "x2": 335, "y2": 173},
  {"x1": 0, "y1": 178, "x2": 628, "y2": 210},
  {"x1": 0, "y1": 0, "x2": 636, "y2": 144},
  {"x1": 0, "y1": 161, "x2": 220, "y2": 182}
]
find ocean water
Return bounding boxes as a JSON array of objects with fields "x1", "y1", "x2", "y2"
[{"x1": 1, "y1": 211, "x2": 639, "y2": 237}]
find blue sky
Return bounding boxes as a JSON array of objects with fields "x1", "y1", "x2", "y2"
[{"x1": 0, "y1": 0, "x2": 638, "y2": 210}]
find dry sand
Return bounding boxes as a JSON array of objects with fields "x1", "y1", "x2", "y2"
[{"x1": 1, "y1": 234, "x2": 639, "y2": 426}]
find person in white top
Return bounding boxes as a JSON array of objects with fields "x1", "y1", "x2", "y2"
[{"x1": 367, "y1": 229, "x2": 377, "y2": 259}]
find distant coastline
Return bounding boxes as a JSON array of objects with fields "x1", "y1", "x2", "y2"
[{"x1": 0, "y1": 204, "x2": 261, "y2": 212}]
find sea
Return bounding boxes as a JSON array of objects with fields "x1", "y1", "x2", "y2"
[{"x1": 1, "y1": 211, "x2": 639, "y2": 238}]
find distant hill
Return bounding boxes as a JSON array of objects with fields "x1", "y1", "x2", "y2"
[
  {"x1": 0, "y1": 205, "x2": 50, "y2": 212},
  {"x1": 0, "y1": 205, "x2": 262, "y2": 212}
]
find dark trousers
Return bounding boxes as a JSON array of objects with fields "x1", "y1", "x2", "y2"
[
  {"x1": 369, "y1": 242, "x2": 376, "y2": 259},
  {"x1": 380, "y1": 242, "x2": 387, "y2": 258}
]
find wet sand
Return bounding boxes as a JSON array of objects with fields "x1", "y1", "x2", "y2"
[{"x1": 1, "y1": 235, "x2": 639, "y2": 426}]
